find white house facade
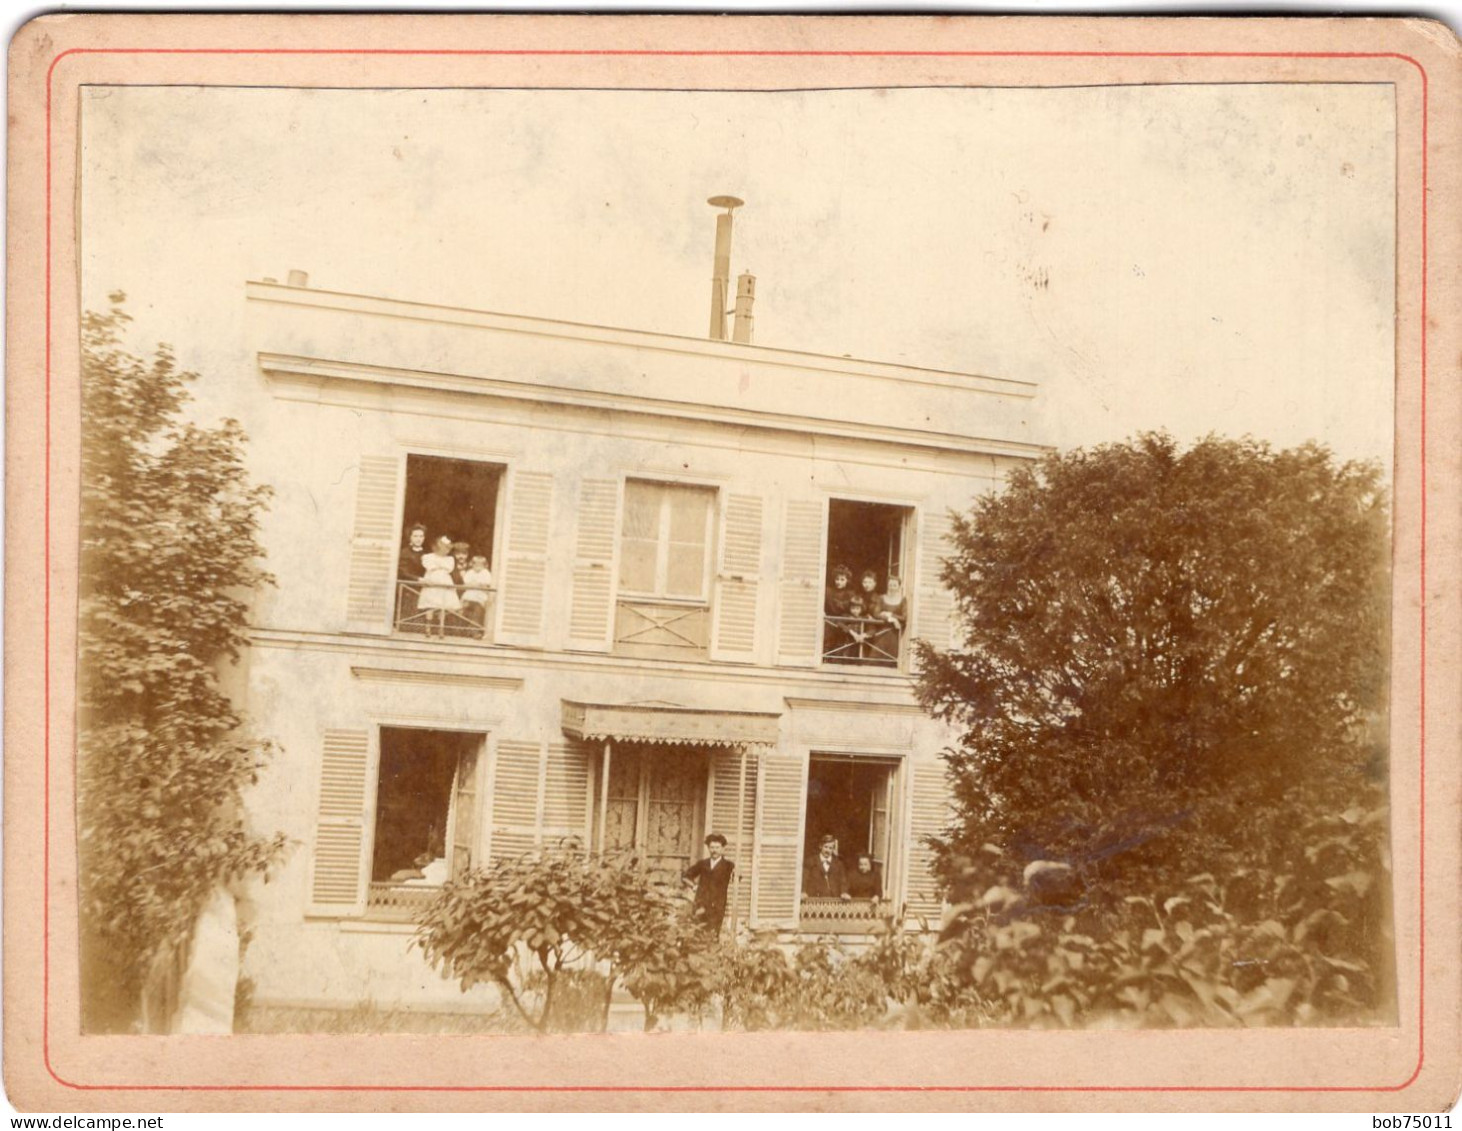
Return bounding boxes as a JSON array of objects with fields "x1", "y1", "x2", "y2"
[{"x1": 229, "y1": 270, "x2": 1043, "y2": 1012}]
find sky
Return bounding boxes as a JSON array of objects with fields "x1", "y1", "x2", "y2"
[{"x1": 79, "y1": 83, "x2": 1396, "y2": 466}]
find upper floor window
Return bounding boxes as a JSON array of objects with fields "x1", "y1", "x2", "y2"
[
  {"x1": 822, "y1": 499, "x2": 913, "y2": 669},
  {"x1": 619, "y1": 479, "x2": 716, "y2": 600},
  {"x1": 614, "y1": 480, "x2": 717, "y2": 660},
  {"x1": 396, "y1": 454, "x2": 504, "y2": 640}
]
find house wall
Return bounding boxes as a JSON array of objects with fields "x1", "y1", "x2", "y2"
[{"x1": 232, "y1": 282, "x2": 1043, "y2": 1010}]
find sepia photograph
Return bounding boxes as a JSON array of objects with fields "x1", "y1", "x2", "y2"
[{"x1": 6, "y1": 12, "x2": 1459, "y2": 1112}]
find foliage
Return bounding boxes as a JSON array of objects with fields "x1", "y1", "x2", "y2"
[
  {"x1": 931, "y1": 782, "x2": 1392, "y2": 1028},
  {"x1": 915, "y1": 433, "x2": 1390, "y2": 902},
  {"x1": 77, "y1": 295, "x2": 287, "y2": 1032},
  {"x1": 415, "y1": 847, "x2": 718, "y2": 1032}
]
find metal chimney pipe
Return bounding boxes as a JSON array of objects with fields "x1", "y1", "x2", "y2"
[
  {"x1": 707, "y1": 195, "x2": 743, "y2": 340},
  {"x1": 732, "y1": 272, "x2": 756, "y2": 344}
]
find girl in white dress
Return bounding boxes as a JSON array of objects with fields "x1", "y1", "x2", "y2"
[{"x1": 418, "y1": 534, "x2": 462, "y2": 636}]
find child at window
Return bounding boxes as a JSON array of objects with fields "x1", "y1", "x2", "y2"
[
  {"x1": 460, "y1": 553, "x2": 494, "y2": 638},
  {"x1": 418, "y1": 535, "x2": 462, "y2": 636},
  {"x1": 449, "y1": 542, "x2": 472, "y2": 636}
]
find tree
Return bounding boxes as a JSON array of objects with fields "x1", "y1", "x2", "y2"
[
  {"x1": 78, "y1": 294, "x2": 287, "y2": 1032},
  {"x1": 415, "y1": 848, "x2": 717, "y2": 1032},
  {"x1": 915, "y1": 433, "x2": 1390, "y2": 902}
]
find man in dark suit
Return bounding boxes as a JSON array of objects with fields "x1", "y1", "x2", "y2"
[
  {"x1": 683, "y1": 833, "x2": 735, "y2": 935},
  {"x1": 802, "y1": 835, "x2": 851, "y2": 900}
]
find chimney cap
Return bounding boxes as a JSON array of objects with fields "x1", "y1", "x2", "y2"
[{"x1": 708, "y1": 194, "x2": 744, "y2": 210}]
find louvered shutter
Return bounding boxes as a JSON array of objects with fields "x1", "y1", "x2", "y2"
[
  {"x1": 307, "y1": 729, "x2": 373, "y2": 916},
  {"x1": 752, "y1": 749, "x2": 806, "y2": 927},
  {"x1": 487, "y1": 739, "x2": 543, "y2": 861},
  {"x1": 710, "y1": 494, "x2": 764, "y2": 663},
  {"x1": 776, "y1": 499, "x2": 827, "y2": 667},
  {"x1": 567, "y1": 479, "x2": 620, "y2": 652},
  {"x1": 448, "y1": 747, "x2": 481, "y2": 881},
  {"x1": 495, "y1": 471, "x2": 555, "y2": 647},
  {"x1": 345, "y1": 456, "x2": 401, "y2": 632},
  {"x1": 543, "y1": 742, "x2": 593, "y2": 851},
  {"x1": 912, "y1": 510, "x2": 956, "y2": 658},
  {"x1": 904, "y1": 759, "x2": 952, "y2": 926},
  {"x1": 708, "y1": 746, "x2": 757, "y2": 928}
]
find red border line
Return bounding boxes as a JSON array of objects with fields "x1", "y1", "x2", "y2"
[{"x1": 43, "y1": 46, "x2": 1429, "y2": 1095}]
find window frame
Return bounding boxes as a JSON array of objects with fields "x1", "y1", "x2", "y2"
[
  {"x1": 819, "y1": 494, "x2": 918, "y2": 670},
  {"x1": 360, "y1": 722, "x2": 489, "y2": 921},
  {"x1": 617, "y1": 477, "x2": 719, "y2": 604}
]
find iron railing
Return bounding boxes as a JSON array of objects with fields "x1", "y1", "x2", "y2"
[
  {"x1": 821, "y1": 615, "x2": 901, "y2": 667},
  {"x1": 366, "y1": 881, "x2": 443, "y2": 921},
  {"x1": 394, "y1": 580, "x2": 495, "y2": 641}
]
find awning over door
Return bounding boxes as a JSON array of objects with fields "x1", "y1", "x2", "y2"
[{"x1": 560, "y1": 700, "x2": 781, "y2": 748}]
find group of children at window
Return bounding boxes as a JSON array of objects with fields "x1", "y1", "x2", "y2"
[
  {"x1": 823, "y1": 564, "x2": 908, "y2": 665},
  {"x1": 397, "y1": 523, "x2": 494, "y2": 638}
]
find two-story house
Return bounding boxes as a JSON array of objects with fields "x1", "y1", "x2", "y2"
[{"x1": 230, "y1": 236, "x2": 1043, "y2": 1012}]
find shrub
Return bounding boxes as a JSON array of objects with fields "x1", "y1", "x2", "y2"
[{"x1": 414, "y1": 848, "x2": 717, "y2": 1032}]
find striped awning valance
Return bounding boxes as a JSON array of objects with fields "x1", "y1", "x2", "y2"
[{"x1": 560, "y1": 700, "x2": 780, "y2": 748}]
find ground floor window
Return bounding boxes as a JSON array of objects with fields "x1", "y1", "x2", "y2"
[
  {"x1": 801, "y1": 755, "x2": 898, "y2": 928},
  {"x1": 367, "y1": 727, "x2": 483, "y2": 916},
  {"x1": 599, "y1": 744, "x2": 709, "y2": 879}
]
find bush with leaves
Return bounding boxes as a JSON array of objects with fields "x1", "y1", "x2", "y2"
[
  {"x1": 415, "y1": 847, "x2": 718, "y2": 1032},
  {"x1": 78, "y1": 295, "x2": 287, "y2": 1032},
  {"x1": 930, "y1": 781, "x2": 1392, "y2": 1029}
]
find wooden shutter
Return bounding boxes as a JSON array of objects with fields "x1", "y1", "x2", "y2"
[
  {"x1": 710, "y1": 494, "x2": 764, "y2": 663},
  {"x1": 447, "y1": 746, "x2": 481, "y2": 881},
  {"x1": 708, "y1": 746, "x2": 757, "y2": 928},
  {"x1": 307, "y1": 729, "x2": 373, "y2": 916},
  {"x1": 752, "y1": 749, "x2": 806, "y2": 928},
  {"x1": 543, "y1": 742, "x2": 593, "y2": 850},
  {"x1": 487, "y1": 739, "x2": 543, "y2": 861},
  {"x1": 495, "y1": 470, "x2": 555, "y2": 647},
  {"x1": 345, "y1": 456, "x2": 401, "y2": 632},
  {"x1": 904, "y1": 759, "x2": 952, "y2": 926},
  {"x1": 776, "y1": 499, "x2": 827, "y2": 667},
  {"x1": 912, "y1": 510, "x2": 956, "y2": 657},
  {"x1": 567, "y1": 478, "x2": 621, "y2": 652}
]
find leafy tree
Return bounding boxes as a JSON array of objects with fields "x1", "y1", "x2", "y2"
[
  {"x1": 415, "y1": 848, "x2": 717, "y2": 1032},
  {"x1": 78, "y1": 294, "x2": 287, "y2": 1032},
  {"x1": 915, "y1": 433, "x2": 1390, "y2": 903}
]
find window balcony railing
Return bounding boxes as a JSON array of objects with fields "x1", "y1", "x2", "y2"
[
  {"x1": 798, "y1": 897, "x2": 892, "y2": 934},
  {"x1": 394, "y1": 581, "x2": 496, "y2": 642},
  {"x1": 365, "y1": 880, "x2": 443, "y2": 921},
  {"x1": 613, "y1": 597, "x2": 710, "y2": 661},
  {"x1": 821, "y1": 616, "x2": 902, "y2": 668}
]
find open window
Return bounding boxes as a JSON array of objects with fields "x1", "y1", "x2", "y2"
[
  {"x1": 800, "y1": 754, "x2": 899, "y2": 931},
  {"x1": 396, "y1": 455, "x2": 504, "y2": 640},
  {"x1": 822, "y1": 499, "x2": 913, "y2": 668},
  {"x1": 614, "y1": 479, "x2": 717, "y2": 660},
  {"x1": 366, "y1": 727, "x2": 482, "y2": 919}
]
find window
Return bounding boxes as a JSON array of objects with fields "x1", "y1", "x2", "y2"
[
  {"x1": 800, "y1": 755, "x2": 900, "y2": 931},
  {"x1": 396, "y1": 455, "x2": 504, "y2": 640},
  {"x1": 367, "y1": 727, "x2": 482, "y2": 919},
  {"x1": 619, "y1": 480, "x2": 715, "y2": 600},
  {"x1": 822, "y1": 499, "x2": 913, "y2": 668},
  {"x1": 614, "y1": 480, "x2": 717, "y2": 660}
]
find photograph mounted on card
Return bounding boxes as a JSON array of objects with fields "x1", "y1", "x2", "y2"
[{"x1": 4, "y1": 11, "x2": 1458, "y2": 1113}]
